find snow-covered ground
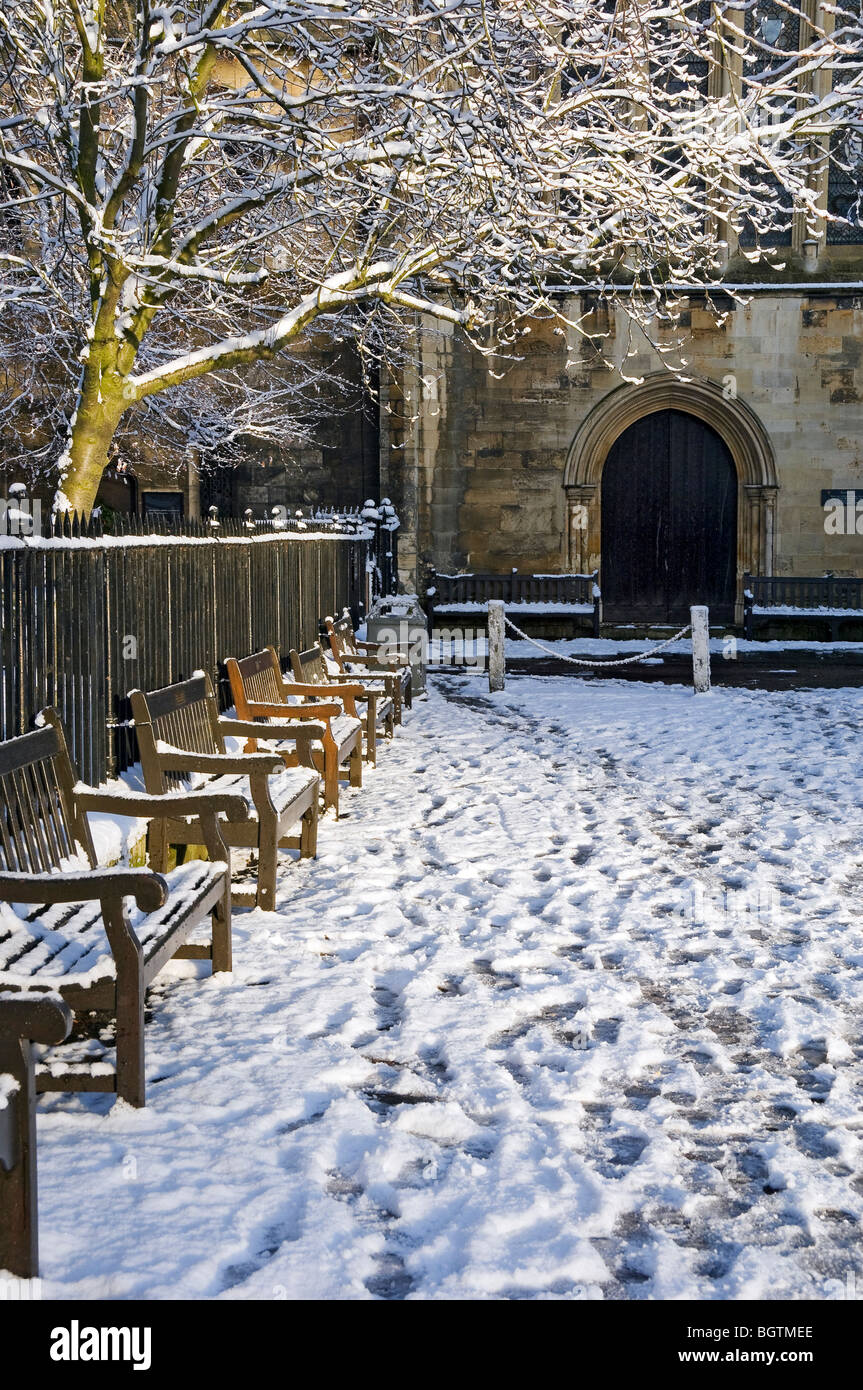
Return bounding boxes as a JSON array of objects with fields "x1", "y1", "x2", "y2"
[
  {"x1": 424, "y1": 633, "x2": 863, "y2": 669},
  {"x1": 26, "y1": 671, "x2": 863, "y2": 1300}
]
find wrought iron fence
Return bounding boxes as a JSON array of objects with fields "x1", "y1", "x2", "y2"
[{"x1": 0, "y1": 513, "x2": 367, "y2": 783}]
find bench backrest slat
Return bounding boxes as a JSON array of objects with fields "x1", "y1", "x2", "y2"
[
  {"x1": 232, "y1": 648, "x2": 285, "y2": 709},
  {"x1": 130, "y1": 675, "x2": 225, "y2": 792},
  {"x1": 0, "y1": 714, "x2": 95, "y2": 872},
  {"x1": 748, "y1": 574, "x2": 863, "y2": 612},
  {"x1": 328, "y1": 614, "x2": 358, "y2": 666},
  {"x1": 290, "y1": 645, "x2": 330, "y2": 686},
  {"x1": 430, "y1": 571, "x2": 595, "y2": 606}
]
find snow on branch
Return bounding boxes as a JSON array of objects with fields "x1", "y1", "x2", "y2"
[{"x1": 0, "y1": 0, "x2": 859, "y2": 508}]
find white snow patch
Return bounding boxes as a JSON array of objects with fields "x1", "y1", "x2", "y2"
[{"x1": 26, "y1": 674, "x2": 863, "y2": 1301}]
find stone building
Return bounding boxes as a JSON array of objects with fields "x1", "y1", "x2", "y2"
[
  {"x1": 379, "y1": 256, "x2": 863, "y2": 625},
  {"x1": 85, "y1": 235, "x2": 863, "y2": 634},
  {"x1": 13, "y1": 6, "x2": 856, "y2": 633},
  {"x1": 372, "y1": 0, "x2": 863, "y2": 626},
  {"x1": 366, "y1": 1, "x2": 863, "y2": 626}
]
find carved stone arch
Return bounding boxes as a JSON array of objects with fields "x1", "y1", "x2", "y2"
[{"x1": 563, "y1": 374, "x2": 778, "y2": 621}]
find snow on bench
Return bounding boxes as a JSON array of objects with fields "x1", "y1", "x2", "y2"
[
  {"x1": 744, "y1": 573, "x2": 863, "y2": 639},
  {"x1": 427, "y1": 571, "x2": 602, "y2": 636},
  {"x1": 431, "y1": 600, "x2": 594, "y2": 614}
]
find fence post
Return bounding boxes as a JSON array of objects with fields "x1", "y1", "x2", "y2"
[
  {"x1": 691, "y1": 605, "x2": 711, "y2": 694},
  {"x1": 488, "y1": 600, "x2": 505, "y2": 692}
]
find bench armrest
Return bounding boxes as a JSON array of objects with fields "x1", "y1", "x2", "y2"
[
  {"x1": 218, "y1": 717, "x2": 327, "y2": 740},
  {"x1": 326, "y1": 670, "x2": 393, "y2": 683},
  {"x1": 242, "y1": 700, "x2": 343, "y2": 722},
  {"x1": 74, "y1": 787, "x2": 251, "y2": 822},
  {"x1": 329, "y1": 672, "x2": 393, "y2": 702},
  {"x1": 241, "y1": 700, "x2": 339, "y2": 721},
  {"x1": 0, "y1": 868, "x2": 168, "y2": 913},
  {"x1": 342, "y1": 671, "x2": 394, "y2": 687},
  {"x1": 348, "y1": 664, "x2": 403, "y2": 681},
  {"x1": 283, "y1": 681, "x2": 364, "y2": 700},
  {"x1": 351, "y1": 642, "x2": 405, "y2": 664},
  {"x1": 155, "y1": 749, "x2": 284, "y2": 776},
  {"x1": 0, "y1": 992, "x2": 73, "y2": 1046}
]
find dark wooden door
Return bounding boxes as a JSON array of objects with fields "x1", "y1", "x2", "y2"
[{"x1": 601, "y1": 409, "x2": 738, "y2": 624}]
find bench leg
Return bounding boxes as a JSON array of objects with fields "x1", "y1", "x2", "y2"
[
  {"x1": 386, "y1": 708, "x2": 395, "y2": 740},
  {"x1": 113, "y1": 940, "x2": 146, "y2": 1108},
  {"x1": 349, "y1": 739, "x2": 363, "y2": 789},
  {"x1": 300, "y1": 798, "x2": 318, "y2": 858},
  {"x1": 211, "y1": 877, "x2": 232, "y2": 973},
  {"x1": 404, "y1": 670, "x2": 412, "y2": 710},
  {"x1": 366, "y1": 711, "x2": 377, "y2": 766},
  {"x1": 324, "y1": 749, "x2": 340, "y2": 817},
  {"x1": 0, "y1": 1034, "x2": 38, "y2": 1279},
  {"x1": 311, "y1": 746, "x2": 328, "y2": 811},
  {"x1": 256, "y1": 824, "x2": 278, "y2": 913}
]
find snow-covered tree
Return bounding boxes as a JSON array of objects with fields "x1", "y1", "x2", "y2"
[{"x1": 0, "y1": 0, "x2": 860, "y2": 512}]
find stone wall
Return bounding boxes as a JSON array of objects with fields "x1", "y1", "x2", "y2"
[{"x1": 382, "y1": 288, "x2": 863, "y2": 602}]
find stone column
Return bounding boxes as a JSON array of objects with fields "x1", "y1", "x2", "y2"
[
  {"x1": 763, "y1": 485, "x2": 777, "y2": 576},
  {"x1": 740, "y1": 484, "x2": 778, "y2": 622},
  {"x1": 565, "y1": 483, "x2": 598, "y2": 574}
]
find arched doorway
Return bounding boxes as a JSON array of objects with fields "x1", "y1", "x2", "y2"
[
  {"x1": 601, "y1": 410, "x2": 737, "y2": 623},
  {"x1": 563, "y1": 374, "x2": 779, "y2": 626}
]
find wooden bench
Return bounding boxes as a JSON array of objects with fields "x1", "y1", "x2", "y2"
[
  {"x1": 290, "y1": 643, "x2": 394, "y2": 770},
  {"x1": 1, "y1": 991, "x2": 72, "y2": 1278},
  {"x1": 0, "y1": 710, "x2": 248, "y2": 1108},
  {"x1": 743, "y1": 573, "x2": 863, "y2": 640},
  {"x1": 226, "y1": 646, "x2": 363, "y2": 817},
  {"x1": 130, "y1": 672, "x2": 321, "y2": 911},
  {"x1": 427, "y1": 570, "x2": 602, "y2": 638},
  {"x1": 325, "y1": 611, "x2": 412, "y2": 722}
]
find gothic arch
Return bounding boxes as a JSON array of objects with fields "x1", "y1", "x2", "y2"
[{"x1": 563, "y1": 374, "x2": 778, "y2": 619}]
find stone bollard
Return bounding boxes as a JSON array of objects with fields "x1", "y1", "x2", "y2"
[
  {"x1": 488, "y1": 600, "x2": 505, "y2": 692},
  {"x1": 691, "y1": 605, "x2": 711, "y2": 694}
]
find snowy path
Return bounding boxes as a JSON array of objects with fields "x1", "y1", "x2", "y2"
[{"x1": 34, "y1": 675, "x2": 863, "y2": 1299}]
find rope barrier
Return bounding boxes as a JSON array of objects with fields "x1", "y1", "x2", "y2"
[{"x1": 503, "y1": 615, "x2": 693, "y2": 667}]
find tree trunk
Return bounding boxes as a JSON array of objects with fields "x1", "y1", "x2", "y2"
[{"x1": 54, "y1": 375, "x2": 127, "y2": 515}]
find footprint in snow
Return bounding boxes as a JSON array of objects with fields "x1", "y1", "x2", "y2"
[
  {"x1": 364, "y1": 1251, "x2": 415, "y2": 1301},
  {"x1": 217, "y1": 1214, "x2": 302, "y2": 1293}
]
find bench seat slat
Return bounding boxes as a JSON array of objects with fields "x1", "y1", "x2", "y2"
[
  {"x1": 0, "y1": 860, "x2": 226, "y2": 987},
  {"x1": 200, "y1": 766, "x2": 320, "y2": 818},
  {"x1": 252, "y1": 724, "x2": 364, "y2": 761},
  {"x1": 332, "y1": 684, "x2": 395, "y2": 726}
]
